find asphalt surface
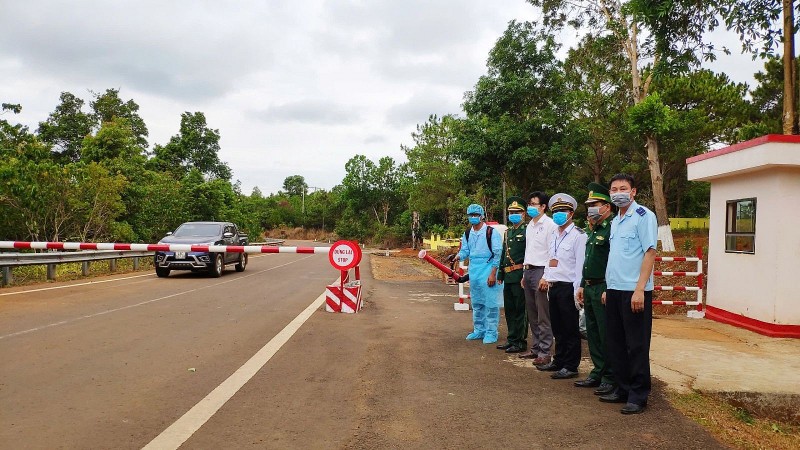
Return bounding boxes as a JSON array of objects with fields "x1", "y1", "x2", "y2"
[
  {"x1": 0, "y1": 247, "x2": 336, "y2": 449},
  {"x1": 0, "y1": 247, "x2": 727, "y2": 449}
]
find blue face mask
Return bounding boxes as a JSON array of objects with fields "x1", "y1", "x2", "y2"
[
  {"x1": 527, "y1": 206, "x2": 540, "y2": 218},
  {"x1": 468, "y1": 216, "x2": 481, "y2": 225},
  {"x1": 553, "y1": 211, "x2": 570, "y2": 226},
  {"x1": 508, "y1": 213, "x2": 523, "y2": 224}
]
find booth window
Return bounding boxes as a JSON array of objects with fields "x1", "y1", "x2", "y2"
[{"x1": 725, "y1": 198, "x2": 756, "y2": 254}]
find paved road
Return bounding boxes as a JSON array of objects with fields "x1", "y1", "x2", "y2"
[
  {"x1": 1, "y1": 248, "x2": 726, "y2": 449},
  {"x1": 0, "y1": 247, "x2": 337, "y2": 449}
]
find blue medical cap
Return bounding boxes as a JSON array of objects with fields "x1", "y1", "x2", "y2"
[{"x1": 466, "y1": 204, "x2": 485, "y2": 216}]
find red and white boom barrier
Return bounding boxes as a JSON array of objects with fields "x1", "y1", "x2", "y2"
[
  {"x1": 0, "y1": 239, "x2": 363, "y2": 314},
  {"x1": 418, "y1": 249, "x2": 470, "y2": 311},
  {"x1": 0, "y1": 240, "x2": 328, "y2": 254},
  {"x1": 653, "y1": 247, "x2": 704, "y2": 317}
]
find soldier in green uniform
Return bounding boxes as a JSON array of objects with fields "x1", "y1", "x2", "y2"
[
  {"x1": 574, "y1": 182, "x2": 617, "y2": 395},
  {"x1": 497, "y1": 196, "x2": 528, "y2": 353}
]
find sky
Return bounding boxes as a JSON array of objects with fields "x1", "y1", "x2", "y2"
[{"x1": 0, "y1": 1, "x2": 763, "y2": 195}]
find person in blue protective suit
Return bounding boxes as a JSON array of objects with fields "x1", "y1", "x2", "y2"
[{"x1": 456, "y1": 203, "x2": 503, "y2": 344}]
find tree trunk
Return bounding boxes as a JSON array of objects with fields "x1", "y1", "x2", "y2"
[
  {"x1": 645, "y1": 135, "x2": 669, "y2": 226},
  {"x1": 783, "y1": 0, "x2": 798, "y2": 134},
  {"x1": 645, "y1": 134, "x2": 675, "y2": 251}
]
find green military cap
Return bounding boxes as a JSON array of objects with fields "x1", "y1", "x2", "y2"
[
  {"x1": 585, "y1": 182, "x2": 611, "y2": 203},
  {"x1": 506, "y1": 196, "x2": 526, "y2": 211}
]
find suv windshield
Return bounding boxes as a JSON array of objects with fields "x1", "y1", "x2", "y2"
[{"x1": 172, "y1": 223, "x2": 222, "y2": 237}]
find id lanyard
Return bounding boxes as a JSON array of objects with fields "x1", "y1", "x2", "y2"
[{"x1": 553, "y1": 225, "x2": 572, "y2": 258}]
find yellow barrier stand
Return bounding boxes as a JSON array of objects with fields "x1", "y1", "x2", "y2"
[
  {"x1": 422, "y1": 234, "x2": 461, "y2": 251},
  {"x1": 668, "y1": 218, "x2": 709, "y2": 230}
]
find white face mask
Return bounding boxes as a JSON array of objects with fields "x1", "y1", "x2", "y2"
[
  {"x1": 587, "y1": 206, "x2": 603, "y2": 221},
  {"x1": 611, "y1": 192, "x2": 632, "y2": 207}
]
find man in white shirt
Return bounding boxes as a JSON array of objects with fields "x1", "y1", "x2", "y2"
[
  {"x1": 536, "y1": 193, "x2": 587, "y2": 380},
  {"x1": 518, "y1": 191, "x2": 558, "y2": 366}
]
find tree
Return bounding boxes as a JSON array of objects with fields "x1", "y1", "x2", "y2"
[
  {"x1": 282, "y1": 175, "x2": 307, "y2": 196},
  {"x1": 70, "y1": 162, "x2": 128, "y2": 241},
  {"x1": 403, "y1": 115, "x2": 462, "y2": 228},
  {"x1": 650, "y1": 70, "x2": 752, "y2": 216},
  {"x1": 150, "y1": 112, "x2": 231, "y2": 179},
  {"x1": 630, "y1": 0, "x2": 799, "y2": 134},
  {"x1": 90, "y1": 88, "x2": 149, "y2": 148},
  {"x1": 37, "y1": 92, "x2": 95, "y2": 163},
  {"x1": 563, "y1": 34, "x2": 632, "y2": 184},
  {"x1": 81, "y1": 117, "x2": 146, "y2": 163},
  {"x1": 460, "y1": 20, "x2": 575, "y2": 208},
  {"x1": 527, "y1": 0, "x2": 714, "y2": 249},
  {"x1": 718, "y1": 0, "x2": 799, "y2": 134}
]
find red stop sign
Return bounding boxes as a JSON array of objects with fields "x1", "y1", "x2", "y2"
[{"x1": 328, "y1": 240, "x2": 362, "y2": 270}]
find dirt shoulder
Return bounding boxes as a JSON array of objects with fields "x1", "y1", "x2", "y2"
[
  {"x1": 370, "y1": 251, "x2": 799, "y2": 449},
  {"x1": 363, "y1": 252, "x2": 725, "y2": 449}
]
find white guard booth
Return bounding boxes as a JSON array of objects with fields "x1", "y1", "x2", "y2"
[{"x1": 686, "y1": 134, "x2": 800, "y2": 338}]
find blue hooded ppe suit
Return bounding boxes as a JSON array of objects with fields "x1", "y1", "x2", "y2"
[{"x1": 458, "y1": 204, "x2": 503, "y2": 344}]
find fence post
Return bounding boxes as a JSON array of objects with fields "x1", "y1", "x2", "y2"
[
  {"x1": 696, "y1": 246, "x2": 704, "y2": 311},
  {"x1": 109, "y1": 259, "x2": 117, "y2": 272},
  {"x1": 133, "y1": 257, "x2": 139, "y2": 270},
  {"x1": 82, "y1": 261, "x2": 90, "y2": 276},
  {"x1": 47, "y1": 264, "x2": 56, "y2": 281},
  {"x1": 1, "y1": 266, "x2": 12, "y2": 287}
]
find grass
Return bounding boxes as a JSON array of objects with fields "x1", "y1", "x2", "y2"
[
  {"x1": 2, "y1": 257, "x2": 155, "y2": 287},
  {"x1": 668, "y1": 391, "x2": 800, "y2": 449}
]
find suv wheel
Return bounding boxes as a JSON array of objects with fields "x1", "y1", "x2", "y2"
[
  {"x1": 155, "y1": 267, "x2": 170, "y2": 278},
  {"x1": 235, "y1": 253, "x2": 248, "y2": 272},
  {"x1": 209, "y1": 253, "x2": 223, "y2": 278}
]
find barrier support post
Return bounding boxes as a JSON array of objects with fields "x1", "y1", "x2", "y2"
[
  {"x1": 696, "y1": 246, "x2": 704, "y2": 312},
  {"x1": 109, "y1": 259, "x2": 117, "y2": 272},
  {"x1": 1, "y1": 266, "x2": 11, "y2": 287},
  {"x1": 82, "y1": 261, "x2": 90, "y2": 276},
  {"x1": 133, "y1": 257, "x2": 140, "y2": 270},
  {"x1": 46, "y1": 264, "x2": 56, "y2": 281}
]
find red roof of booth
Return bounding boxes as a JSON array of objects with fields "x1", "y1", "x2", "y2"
[{"x1": 686, "y1": 134, "x2": 800, "y2": 165}]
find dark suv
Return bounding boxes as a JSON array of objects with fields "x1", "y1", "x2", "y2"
[{"x1": 154, "y1": 221, "x2": 248, "y2": 278}]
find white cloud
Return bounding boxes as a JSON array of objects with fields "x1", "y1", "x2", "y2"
[{"x1": 0, "y1": 0, "x2": 764, "y2": 197}]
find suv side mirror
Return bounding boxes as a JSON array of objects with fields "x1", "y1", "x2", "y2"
[{"x1": 223, "y1": 232, "x2": 234, "y2": 238}]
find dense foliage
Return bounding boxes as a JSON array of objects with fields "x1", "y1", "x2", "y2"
[{"x1": 0, "y1": 13, "x2": 793, "y2": 246}]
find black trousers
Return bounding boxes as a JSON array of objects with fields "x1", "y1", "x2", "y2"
[
  {"x1": 548, "y1": 281, "x2": 581, "y2": 371},
  {"x1": 605, "y1": 289, "x2": 653, "y2": 406}
]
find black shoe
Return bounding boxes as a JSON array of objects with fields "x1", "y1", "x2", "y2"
[
  {"x1": 496, "y1": 343, "x2": 513, "y2": 350},
  {"x1": 573, "y1": 377, "x2": 600, "y2": 388},
  {"x1": 505, "y1": 345, "x2": 524, "y2": 353},
  {"x1": 536, "y1": 361, "x2": 559, "y2": 372},
  {"x1": 621, "y1": 402, "x2": 646, "y2": 414},
  {"x1": 551, "y1": 368, "x2": 579, "y2": 379},
  {"x1": 593, "y1": 383, "x2": 615, "y2": 396},
  {"x1": 599, "y1": 392, "x2": 628, "y2": 403}
]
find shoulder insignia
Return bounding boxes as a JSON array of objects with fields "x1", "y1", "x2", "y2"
[
  {"x1": 636, "y1": 207, "x2": 646, "y2": 216},
  {"x1": 576, "y1": 228, "x2": 585, "y2": 234}
]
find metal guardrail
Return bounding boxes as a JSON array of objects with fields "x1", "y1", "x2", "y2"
[
  {"x1": 251, "y1": 239, "x2": 285, "y2": 246},
  {"x1": 0, "y1": 250, "x2": 154, "y2": 287},
  {"x1": 0, "y1": 250, "x2": 153, "y2": 267},
  {"x1": 0, "y1": 238, "x2": 287, "y2": 287}
]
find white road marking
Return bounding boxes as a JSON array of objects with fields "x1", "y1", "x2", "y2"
[
  {"x1": 142, "y1": 284, "x2": 331, "y2": 450},
  {"x1": 0, "y1": 273, "x2": 153, "y2": 296},
  {"x1": 0, "y1": 256, "x2": 312, "y2": 340},
  {"x1": 0, "y1": 254, "x2": 270, "y2": 297}
]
